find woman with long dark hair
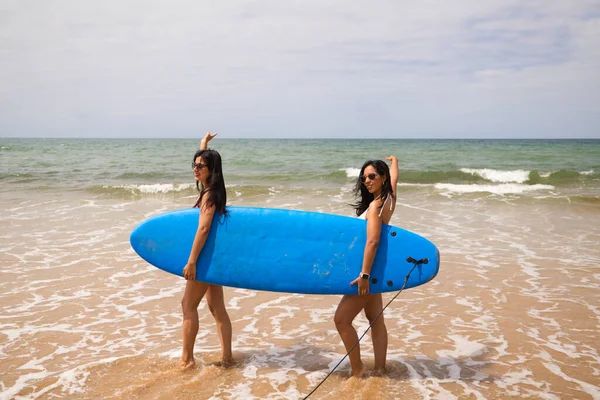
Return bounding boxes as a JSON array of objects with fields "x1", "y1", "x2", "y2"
[
  {"x1": 334, "y1": 155, "x2": 399, "y2": 378},
  {"x1": 180, "y1": 132, "x2": 233, "y2": 370}
]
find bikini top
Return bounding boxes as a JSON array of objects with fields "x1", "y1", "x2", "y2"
[{"x1": 358, "y1": 193, "x2": 393, "y2": 220}]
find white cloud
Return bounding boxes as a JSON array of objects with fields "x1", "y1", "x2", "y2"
[{"x1": 0, "y1": 0, "x2": 598, "y2": 138}]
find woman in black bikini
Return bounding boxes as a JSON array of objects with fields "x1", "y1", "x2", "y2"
[{"x1": 333, "y1": 155, "x2": 399, "y2": 377}]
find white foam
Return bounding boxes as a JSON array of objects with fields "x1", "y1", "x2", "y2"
[
  {"x1": 436, "y1": 335, "x2": 486, "y2": 359},
  {"x1": 108, "y1": 183, "x2": 193, "y2": 194},
  {"x1": 227, "y1": 289, "x2": 257, "y2": 310},
  {"x1": 398, "y1": 183, "x2": 434, "y2": 188},
  {"x1": 496, "y1": 369, "x2": 540, "y2": 396},
  {"x1": 456, "y1": 298, "x2": 483, "y2": 313},
  {"x1": 544, "y1": 362, "x2": 600, "y2": 398},
  {"x1": 1, "y1": 371, "x2": 54, "y2": 400},
  {"x1": 461, "y1": 168, "x2": 531, "y2": 183},
  {"x1": 435, "y1": 183, "x2": 554, "y2": 195},
  {"x1": 476, "y1": 259, "x2": 501, "y2": 269},
  {"x1": 341, "y1": 167, "x2": 361, "y2": 178}
]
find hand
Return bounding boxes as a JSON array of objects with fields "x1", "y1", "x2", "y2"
[
  {"x1": 201, "y1": 131, "x2": 218, "y2": 145},
  {"x1": 183, "y1": 262, "x2": 196, "y2": 280},
  {"x1": 384, "y1": 155, "x2": 397, "y2": 163},
  {"x1": 350, "y1": 276, "x2": 370, "y2": 295}
]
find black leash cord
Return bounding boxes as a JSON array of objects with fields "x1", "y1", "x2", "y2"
[{"x1": 303, "y1": 261, "x2": 422, "y2": 399}]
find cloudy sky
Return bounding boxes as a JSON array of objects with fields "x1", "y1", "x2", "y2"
[{"x1": 0, "y1": 0, "x2": 599, "y2": 138}]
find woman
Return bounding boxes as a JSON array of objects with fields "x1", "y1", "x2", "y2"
[
  {"x1": 334, "y1": 155, "x2": 399, "y2": 378},
  {"x1": 180, "y1": 132, "x2": 233, "y2": 370}
]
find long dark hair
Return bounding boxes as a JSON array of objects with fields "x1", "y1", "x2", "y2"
[
  {"x1": 192, "y1": 149, "x2": 228, "y2": 216},
  {"x1": 353, "y1": 160, "x2": 394, "y2": 216}
]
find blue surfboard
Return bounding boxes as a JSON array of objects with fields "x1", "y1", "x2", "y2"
[{"x1": 130, "y1": 207, "x2": 440, "y2": 295}]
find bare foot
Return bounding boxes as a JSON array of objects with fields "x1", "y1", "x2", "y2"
[
  {"x1": 372, "y1": 367, "x2": 386, "y2": 377},
  {"x1": 220, "y1": 358, "x2": 234, "y2": 369},
  {"x1": 208, "y1": 358, "x2": 234, "y2": 369},
  {"x1": 179, "y1": 360, "x2": 196, "y2": 370},
  {"x1": 351, "y1": 362, "x2": 366, "y2": 378}
]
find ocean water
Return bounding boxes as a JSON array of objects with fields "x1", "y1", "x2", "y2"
[
  {"x1": 2, "y1": 139, "x2": 599, "y2": 200},
  {"x1": 1, "y1": 138, "x2": 599, "y2": 399}
]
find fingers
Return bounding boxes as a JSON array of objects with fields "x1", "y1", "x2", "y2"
[
  {"x1": 350, "y1": 278, "x2": 359, "y2": 286},
  {"x1": 203, "y1": 132, "x2": 216, "y2": 140},
  {"x1": 357, "y1": 281, "x2": 370, "y2": 295},
  {"x1": 183, "y1": 268, "x2": 195, "y2": 280}
]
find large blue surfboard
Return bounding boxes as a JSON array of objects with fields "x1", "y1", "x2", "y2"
[{"x1": 130, "y1": 207, "x2": 440, "y2": 295}]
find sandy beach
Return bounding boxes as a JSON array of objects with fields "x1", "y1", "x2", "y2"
[{"x1": 1, "y1": 182, "x2": 599, "y2": 399}]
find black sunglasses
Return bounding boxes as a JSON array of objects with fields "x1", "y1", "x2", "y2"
[
  {"x1": 360, "y1": 173, "x2": 378, "y2": 183},
  {"x1": 191, "y1": 162, "x2": 207, "y2": 170}
]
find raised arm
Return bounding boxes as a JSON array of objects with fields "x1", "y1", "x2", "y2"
[
  {"x1": 200, "y1": 131, "x2": 218, "y2": 150},
  {"x1": 385, "y1": 155, "x2": 399, "y2": 195}
]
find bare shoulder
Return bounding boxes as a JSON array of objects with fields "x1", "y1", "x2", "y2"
[
  {"x1": 371, "y1": 196, "x2": 385, "y2": 208},
  {"x1": 199, "y1": 192, "x2": 216, "y2": 215},
  {"x1": 366, "y1": 198, "x2": 384, "y2": 220}
]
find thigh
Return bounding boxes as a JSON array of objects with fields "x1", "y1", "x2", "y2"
[
  {"x1": 206, "y1": 284, "x2": 226, "y2": 311},
  {"x1": 182, "y1": 280, "x2": 209, "y2": 309},
  {"x1": 335, "y1": 294, "x2": 370, "y2": 323},
  {"x1": 363, "y1": 293, "x2": 385, "y2": 323}
]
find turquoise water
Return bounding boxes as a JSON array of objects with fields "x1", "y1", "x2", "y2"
[{"x1": 1, "y1": 138, "x2": 599, "y2": 201}]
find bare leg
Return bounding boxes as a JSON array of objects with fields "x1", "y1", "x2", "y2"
[
  {"x1": 334, "y1": 295, "x2": 369, "y2": 378},
  {"x1": 206, "y1": 284, "x2": 233, "y2": 366},
  {"x1": 364, "y1": 293, "x2": 387, "y2": 374},
  {"x1": 180, "y1": 280, "x2": 209, "y2": 369}
]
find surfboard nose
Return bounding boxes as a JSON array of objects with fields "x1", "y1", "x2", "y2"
[{"x1": 129, "y1": 224, "x2": 147, "y2": 259}]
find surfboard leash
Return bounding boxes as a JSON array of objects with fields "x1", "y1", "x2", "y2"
[{"x1": 303, "y1": 257, "x2": 427, "y2": 399}]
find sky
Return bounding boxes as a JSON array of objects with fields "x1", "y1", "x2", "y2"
[{"x1": 0, "y1": 0, "x2": 599, "y2": 139}]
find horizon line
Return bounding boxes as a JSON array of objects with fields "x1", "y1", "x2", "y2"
[{"x1": 2, "y1": 136, "x2": 600, "y2": 140}]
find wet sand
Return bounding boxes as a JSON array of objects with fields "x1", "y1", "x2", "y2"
[{"x1": 1, "y1": 191, "x2": 599, "y2": 399}]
